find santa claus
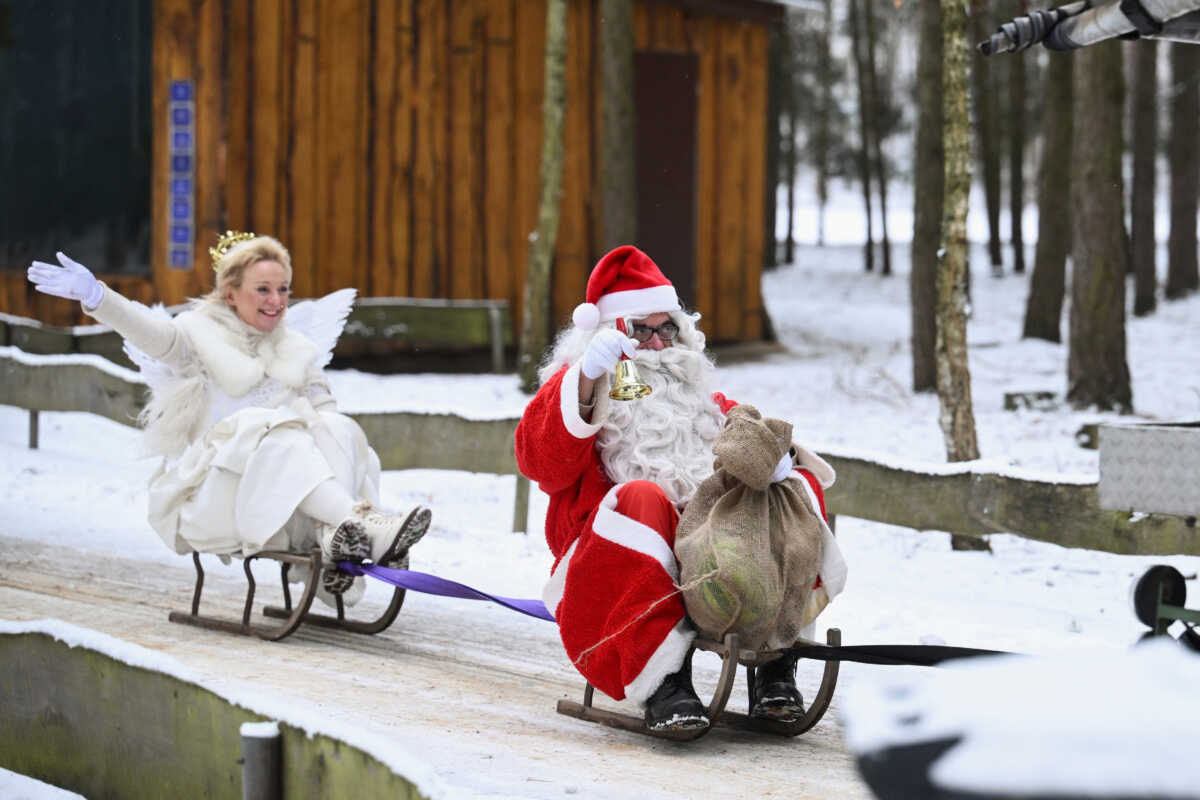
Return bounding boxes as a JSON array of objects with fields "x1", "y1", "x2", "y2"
[{"x1": 514, "y1": 246, "x2": 845, "y2": 733}]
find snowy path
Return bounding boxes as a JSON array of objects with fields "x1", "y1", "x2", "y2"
[{"x1": 0, "y1": 534, "x2": 873, "y2": 799}]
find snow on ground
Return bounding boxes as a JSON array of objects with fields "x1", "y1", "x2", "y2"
[{"x1": 2, "y1": 237, "x2": 1199, "y2": 797}]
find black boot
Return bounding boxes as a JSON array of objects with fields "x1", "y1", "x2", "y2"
[
  {"x1": 644, "y1": 652, "x2": 709, "y2": 732},
  {"x1": 750, "y1": 653, "x2": 804, "y2": 722}
]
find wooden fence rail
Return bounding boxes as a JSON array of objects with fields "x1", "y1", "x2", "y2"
[{"x1": 2, "y1": 350, "x2": 1197, "y2": 555}]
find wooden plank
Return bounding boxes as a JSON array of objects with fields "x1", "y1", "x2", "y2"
[
  {"x1": 448, "y1": 0, "x2": 486, "y2": 300},
  {"x1": 316, "y1": 0, "x2": 370, "y2": 297},
  {"x1": 644, "y1": 1, "x2": 688, "y2": 51},
  {"x1": 191, "y1": 0, "x2": 225, "y2": 301},
  {"x1": 0, "y1": 356, "x2": 147, "y2": 426},
  {"x1": 251, "y1": 0, "x2": 285, "y2": 237},
  {"x1": 512, "y1": 0, "x2": 546, "y2": 329},
  {"x1": 352, "y1": 412, "x2": 520, "y2": 474},
  {"x1": 412, "y1": 0, "x2": 448, "y2": 298},
  {"x1": 552, "y1": 1, "x2": 593, "y2": 327},
  {"x1": 713, "y1": 21, "x2": 747, "y2": 341},
  {"x1": 740, "y1": 22, "x2": 767, "y2": 340},
  {"x1": 152, "y1": 0, "x2": 211, "y2": 305},
  {"x1": 369, "y1": 0, "x2": 414, "y2": 298},
  {"x1": 287, "y1": 0, "x2": 318, "y2": 298},
  {"x1": 342, "y1": 297, "x2": 512, "y2": 347},
  {"x1": 633, "y1": 0, "x2": 652, "y2": 44},
  {"x1": 8, "y1": 324, "x2": 73, "y2": 356},
  {"x1": 225, "y1": 0, "x2": 253, "y2": 234},
  {"x1": 693, "y1": 16, "x2": 718, "y2": 325},
  {"x1": 821, "y1": 451, "x2": 1200, "y2": 556},
  {"x1": 484, "y1": 0, "x2": 517, "y2": 311}
]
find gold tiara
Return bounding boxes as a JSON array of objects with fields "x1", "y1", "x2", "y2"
[{"x1": 208, "y1": 230, "x2": 256, "y2": 271}]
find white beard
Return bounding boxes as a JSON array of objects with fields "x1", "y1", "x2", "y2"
[{"x1": 597, "y1": 344, "x2": 725, "y2": 506}]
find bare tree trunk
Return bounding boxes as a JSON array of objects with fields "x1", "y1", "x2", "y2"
[
  {"x1": 911, "y1": 0, "x2": 943, "y2": 393},
  {"x1": 939, "y1": 0, "x2": 980, "y2": 463},
  {"x1": 598, "y1": 0, "x2": 636, "y2": 252},
  {"x1": 518, "y1": 0, "x2": 568, "y2": 394},
  {"x1": 1023, "y1": 53, "x2": 1073, "y2": 342},
  {"x1": 970, "y1": 0, "x2": 1003, "y2": 273},
  {"x1": 848, "y1": 0, "x2": 875, "y2": 271},
  {"x1": 1006, "y1": 0, "x2": 1027, "y2": 274},
  {"x1": 942, "y1": 0, "x2": 984, "y2": 552},
  {"x1": 1129, "y1": 40, "x2": 1158, "y2": 316},
  {"x1": 779, "y1": 22, "x2": 797, "y2": 264},
  {"x1": 863, "y1": 0, "x2": 891, "y2": 276},
  {"x1": 1166, "y1": 43, "x2": 1199, "y2": 300},
  {"x1": 1068, "y1": 40, "x2": 1132, "y2": 413},
  {"x1": 815, "y1": 0, "x2": 835, "y2": 248}
]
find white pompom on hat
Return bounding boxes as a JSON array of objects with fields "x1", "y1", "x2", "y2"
[{"x1": 571, "y1": 245, "x2": 681, "y2": 331}]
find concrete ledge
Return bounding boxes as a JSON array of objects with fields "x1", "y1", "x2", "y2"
[{"x1": 0, "y1": 631, "x2": 426, "y2": 799}]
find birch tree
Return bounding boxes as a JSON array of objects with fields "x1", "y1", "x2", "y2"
[{"x1": 938, "y1": 0, "x2": 980, "y2": 463}]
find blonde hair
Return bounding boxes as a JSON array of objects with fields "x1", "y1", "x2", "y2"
[{"x1": 203, "y1": 235, "x2": 293, "y2": 302}]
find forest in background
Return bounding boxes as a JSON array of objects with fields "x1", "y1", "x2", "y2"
[{"x1": 772, "y1": 0, "x2": 1198, "y2": 415}]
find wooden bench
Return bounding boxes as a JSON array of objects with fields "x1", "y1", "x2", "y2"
[{"x1": 335, "y1": 297, "x2": 513, "y2": 373}]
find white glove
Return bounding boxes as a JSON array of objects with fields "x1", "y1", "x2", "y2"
[
  {"x1": 581, "y1": 327, "x2": 638, "y2": 379},
  {"x1": 27, "y1": 252, "x2": 104, "y2": 308},
  {"x1": 771, "y1": 452, "x2": 795, "y2": 483}
]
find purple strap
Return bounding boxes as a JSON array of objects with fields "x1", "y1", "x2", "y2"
[{"x1": 339, "y1": 562, "x2": 555, "y2": 622}]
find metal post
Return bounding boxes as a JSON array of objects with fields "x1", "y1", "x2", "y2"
[
  {"x1": 28, "y1": 410, "x2": 39, "y2": 450},
  {"x1": 240, "y1": 721, "x2": 281, "y2": 800}
]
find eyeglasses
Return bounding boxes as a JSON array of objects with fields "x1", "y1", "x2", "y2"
[{"x1": 629, "y1": 320, "x2": 679, "y2": 342}]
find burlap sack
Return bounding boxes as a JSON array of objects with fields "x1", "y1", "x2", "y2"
[{"x1": 675, "y1": 405, "x2": 824, "y2": 650}]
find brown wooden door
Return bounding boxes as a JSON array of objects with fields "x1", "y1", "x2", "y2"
[{"x1": 634, "y1": 52, "x2": 698, "y2": 310}]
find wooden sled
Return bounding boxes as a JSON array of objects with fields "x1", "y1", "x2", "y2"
[
  {"x1": 167, "y1": 547, "x2": 406, "y2": 641},
  {"x1": 556, "y1": 628, "x2": 841, "y2": 741}
]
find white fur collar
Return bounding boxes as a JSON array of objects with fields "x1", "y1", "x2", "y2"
[{"x1": 176, "y1": 300, "x2": 319, "y2": 396}]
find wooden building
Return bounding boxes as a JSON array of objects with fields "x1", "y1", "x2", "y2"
[{"x1": 1, "y1": 0, "x2": 788, "y2": 346}]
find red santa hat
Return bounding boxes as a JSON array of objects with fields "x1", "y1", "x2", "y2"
[{"x1": 571, "y1": 245, "x2": 680, "y2": 331}]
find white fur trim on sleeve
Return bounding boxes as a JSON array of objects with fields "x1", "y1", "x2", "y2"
[
  {"x1": 623, "y1": 619, "x2": 696, "y2": 707},
  {"x1": 560, "y1": 361, "x2": 609, "y2": 439}
]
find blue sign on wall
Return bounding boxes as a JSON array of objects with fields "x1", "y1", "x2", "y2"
[{"x1": 167, "y1": 80, "x2": 195, "y2": 270}]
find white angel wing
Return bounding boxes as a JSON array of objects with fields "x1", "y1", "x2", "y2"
[
  {"x1": 122, "y1": 303, "x2": 179, "y2": 394},
  {"x1": 286, "y1": 288, "x2": 357, "y2": 367}
]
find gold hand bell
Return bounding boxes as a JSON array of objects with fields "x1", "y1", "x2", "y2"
[{"x1": 609, "y1": 319, "x2": 652, "y2": 401}]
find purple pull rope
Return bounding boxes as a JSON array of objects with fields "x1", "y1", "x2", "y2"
[{"x1": 339, "y1": 562, "x2": 555, "y2": 622}]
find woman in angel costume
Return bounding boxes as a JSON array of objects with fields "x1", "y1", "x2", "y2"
[{"x1": 26, "y1": 232, "x2": 431, "y2": 600}]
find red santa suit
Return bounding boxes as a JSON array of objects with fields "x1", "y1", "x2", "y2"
[{"x1": 515, "y1": 359, "x2": 845, "y2": 705}]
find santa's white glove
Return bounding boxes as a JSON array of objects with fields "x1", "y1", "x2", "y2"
[
  {"x1": 581, "y1": 327, "x2": 638, "y2": 379},
  {"x1": 27, "y1": 252, "x2": 104, "y2": 308},
  {"x1": 771, "y1": 452, "x2": 795, "y2": 483}
]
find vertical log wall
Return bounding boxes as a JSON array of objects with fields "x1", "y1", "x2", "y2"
[{"x1": 2, "y1": 0, "x2": 770, "y2": 345}]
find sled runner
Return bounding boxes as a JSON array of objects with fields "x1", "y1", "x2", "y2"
[
  {"x1": 168, "y1": 548, "x2": 405, "y2": 641},
  {"x1": 556, "y1": 628, "x2": 842, "y2": 741}
]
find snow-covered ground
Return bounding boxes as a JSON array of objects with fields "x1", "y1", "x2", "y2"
[{"x1": 3, "y1": 230, "x2": 1199, "y2": 797}]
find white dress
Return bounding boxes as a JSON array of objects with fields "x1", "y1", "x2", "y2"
[{"x1": 87, "y1": 287, "x2": 380, "y2": 559}]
